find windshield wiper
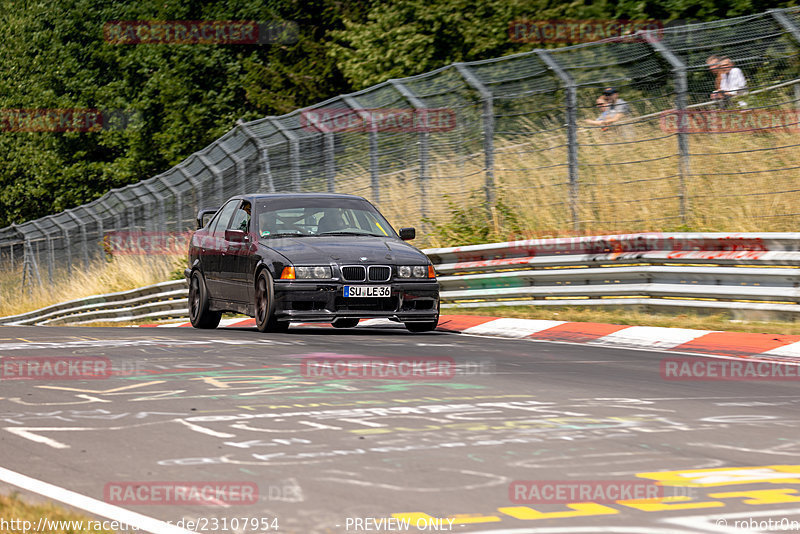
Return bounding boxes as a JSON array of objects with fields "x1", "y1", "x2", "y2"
[
  {"x1": 317, "y1": 231, "x2": 384, "y2": 237},
  {"x1": 262, "y1": 232, "x2": 311, "y2": 238}
]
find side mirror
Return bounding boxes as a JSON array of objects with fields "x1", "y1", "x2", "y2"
[
  {"x1": 197, "y1": 208, "x2": 219, "y2": 229},
  {"x1": 225, "y1": 229, "x2": 248, "y2": 243},
  {"x1": 399, "y1": 227, "x2": 415, "y2": 241}
]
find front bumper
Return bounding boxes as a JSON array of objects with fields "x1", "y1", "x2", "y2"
[{"x1": 272, "y1": 280, "x2": 439, "y2": 322}]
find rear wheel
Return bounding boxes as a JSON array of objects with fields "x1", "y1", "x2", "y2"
[
  {"x1": 404, "y1": 316, "x2": 439, "y2": 333},
  {"x1": 189, "y1": 271, "x2": 221, "y2": 329},
  {"x1": 331, "y1": 318, "x2": 360, "y2": 329},
  {"x1": 255, "y1": 270, "x2": 288, "y2": 333}
]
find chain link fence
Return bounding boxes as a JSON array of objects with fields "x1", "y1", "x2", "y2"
[{"x1": 2, "y1": 7, "x2": 800, "y2": 290}]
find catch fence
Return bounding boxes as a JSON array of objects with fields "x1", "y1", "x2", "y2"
[{"x1": 2, "y1": 8, "x2": 800, "y2": 290}]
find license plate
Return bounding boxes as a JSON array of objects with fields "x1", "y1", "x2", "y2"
[{"x1": 344, "y1": 285, "x2": 391, "y2": 298}]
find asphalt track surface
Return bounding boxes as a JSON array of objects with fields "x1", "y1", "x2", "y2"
[{"x1": 1, "y1": 323, "x2": 799, "y2": 534}]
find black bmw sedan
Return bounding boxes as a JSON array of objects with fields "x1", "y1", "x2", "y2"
[{"x1": 184, "y1": 193, "x2": 440, "y2": 333}]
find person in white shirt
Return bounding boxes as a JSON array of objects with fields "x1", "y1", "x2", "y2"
[{"x1": 711, "y1": 57, "x2": 747, "y2": 105}]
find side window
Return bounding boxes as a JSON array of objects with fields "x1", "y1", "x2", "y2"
[
  {"x1": 229, "y1": 201, "x2": 251, "y2": 233},
  {"x1": 210, "y1": 200, "x2": 239, "y2": 236}
]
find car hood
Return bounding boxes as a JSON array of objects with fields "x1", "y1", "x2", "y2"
[{"x1": 259, "y1": 235, "x2": 428, "y2": 265}]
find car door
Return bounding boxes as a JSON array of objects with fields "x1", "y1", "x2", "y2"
[
  {"x1": 204, "y1": 200, "x2": 239, "y2": 299},
  {"x1": 224, "y1": 201, "x2": 253, "y2": 303}
]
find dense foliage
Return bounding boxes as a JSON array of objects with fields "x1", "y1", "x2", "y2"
[{"x1": 0, "y1": 0, "x2": 795, "y2": 226}]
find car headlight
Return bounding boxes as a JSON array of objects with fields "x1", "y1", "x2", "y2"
[
  {"x1": 412, "y1": 265, "x2": 427, "y2": 278},
  {"x1": 397, "y1": 265, "x2": 435, "y2": 278},
  {"x1": 295, "y1": 266, "x2": 332, "y2": 279}
]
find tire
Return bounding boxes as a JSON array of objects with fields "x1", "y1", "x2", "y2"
[
  {"x1": 255, "y1": 270, "x2": 288, "y2": 333},
  {"x1": 331, "y1": 318, "x2": 360, "y2": 329},
  {"x1": 189, "y1": 271, "x2": 221, "y2": 329},
  {"x1": 404, "y1": 316, "x2": 439, "y2": 333}
]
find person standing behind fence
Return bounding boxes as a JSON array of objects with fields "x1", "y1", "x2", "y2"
[
  {"x1": 585, "y1": 87, "x2": 630, "y2": 128},
  {"x1": 711, "y1": 57, "x2": 747, "y2": 107},
  {"x1": 706, "y1": 55, "x2": 722, "y2": 92}
]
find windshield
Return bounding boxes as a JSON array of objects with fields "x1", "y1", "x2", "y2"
[{"x1": 254, "y1": 198, "x2": 396, "y2": 238}]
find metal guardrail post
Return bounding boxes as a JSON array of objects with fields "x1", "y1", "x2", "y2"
[
  {"x1": 647, "y1": 33, "x2": 690, "y2": 226},
  {"x1": 455, "y1": 63, "x2": 496, "y2": 209},
  {"x1": 237, "y1": 122, "x2": 275, "y2": 193},
  {"x1": 390, "y1": 79, "x2": 430, "y2": 220},
  {"x1": 536, "y1": 50, "x2": 579, "y2": 232},
  {"x1": 268, "y1": 118, "x2": 302, "y2": 192},
  {"x1": 343, "y1": 95, "x2": 380, "y2": 204}
]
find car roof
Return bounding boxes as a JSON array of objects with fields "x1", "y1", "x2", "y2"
[{"x1": 234, "y1": 193, "x2": 368, "y2": 202}]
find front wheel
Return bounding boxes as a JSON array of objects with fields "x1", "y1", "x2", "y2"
[
  {"x1": 404, "y1": 316, "x2": 439, "y2": 333},
  {"x1": 331, "y1": 318, "x2": 360, "y2": 329},
  {"x1": 255, "y1": 270, "x2": 288, "y2": 333},
  {"x1": 188, "y1": 271, "x2": 221, "y2": 329}
]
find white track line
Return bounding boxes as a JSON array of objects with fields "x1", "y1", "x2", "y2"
[
  {"x1": 0, "y1": 466, "x2": 197, "y2": 534},
  {"x1": 462, "y1": 319, "x2": 566, "y2": 338}
]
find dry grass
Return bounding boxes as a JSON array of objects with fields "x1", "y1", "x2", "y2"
[
  {"x1": 444, "y1": 305, "x2": 800, "y2": 335},
  {"x1": 0, "y1": 255, "x2": 184, "y2": 316},
  {"x1": 368, "y1": 107, "x2": 800, "y2": 247},
  {"x1": 0, "y1": 492, "x2": 114, "y2": 533}
]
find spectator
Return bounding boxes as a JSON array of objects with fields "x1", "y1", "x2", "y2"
[
  {"x1": 585, "y1": 87, "x2": 629, "y2": 127},
  {"x1": 711, "y1": 57, "x2": 747, "y2": 107},
  {"x1": 706, "y1": 55, "x2": 722, "y2": 92}
]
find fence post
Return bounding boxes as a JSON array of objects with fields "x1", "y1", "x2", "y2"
[
  {"x1": 141, "y1": 182, "x2": 166, "y2": 233},
  {"x1": 648, "y1": 34, "x2": 690, "y2": 226},
  {"x1": 65, "y1": 209, "x2": 91, "y2": 269},
  {"x1": 177, "y1": 164, "x2": 205, "y2": 219},
  {"x1": 98, "y1": 198, "x2": 118, "y2": 233},
  {"x1": 237, "y1": 122, "x2": 275, "y2": 193},
  {"x1": 770, "y1": 10, "x2": 800, "y2": 113},
  {"x1": 390, "y1": 80, "x2": 430, "y2": 220},
  {"x1": 197, "y1": 153, "x2": 226, "y2": 206},
  {"x1": 455, "y1": 63, "x2": 495, "y2": 209},
  {"x1": 21, "y1": 239, "x2": 42, "y2": 291},
  {"x1": 29, "y1": 222, "x2": 52, "y2": 284},
  {"x1": 268, "y1": 118, "x2": 301, "y2": 192},
  {"x1": 343, "y1": 95, "x2": 380, "y2": 204},
  {"x1": 157, "y1": 175, "x2": 184, "y2": 232},
  {"x1": 51, "y1": 218, "x2": 72, "y2": 278},
  {"x1": 536, "y1": 50, "x2": 580, "y2": 232},
  {"x1": 217, "y1": 142, "x2": 247, "y2": 194},
  {"x1": 770, "y1": 9, "x2": 800, "y2": 43},
  {"x1": 85, "y1": 204, "x2": 105, "y2": 257},
  {"x1": 325, "y1": 132, "x2": 336, "y2": 193}
]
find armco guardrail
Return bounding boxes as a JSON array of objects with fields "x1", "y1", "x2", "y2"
[
  {"x1": 0, "y1": 280, "x2": 188, "y2": 326},
  {"x1": 3, "y1": 232, "x2": 800, "y2": 326},
  {"x1": 429, "y1": 232, "x2": 800, "y2": 315}
]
